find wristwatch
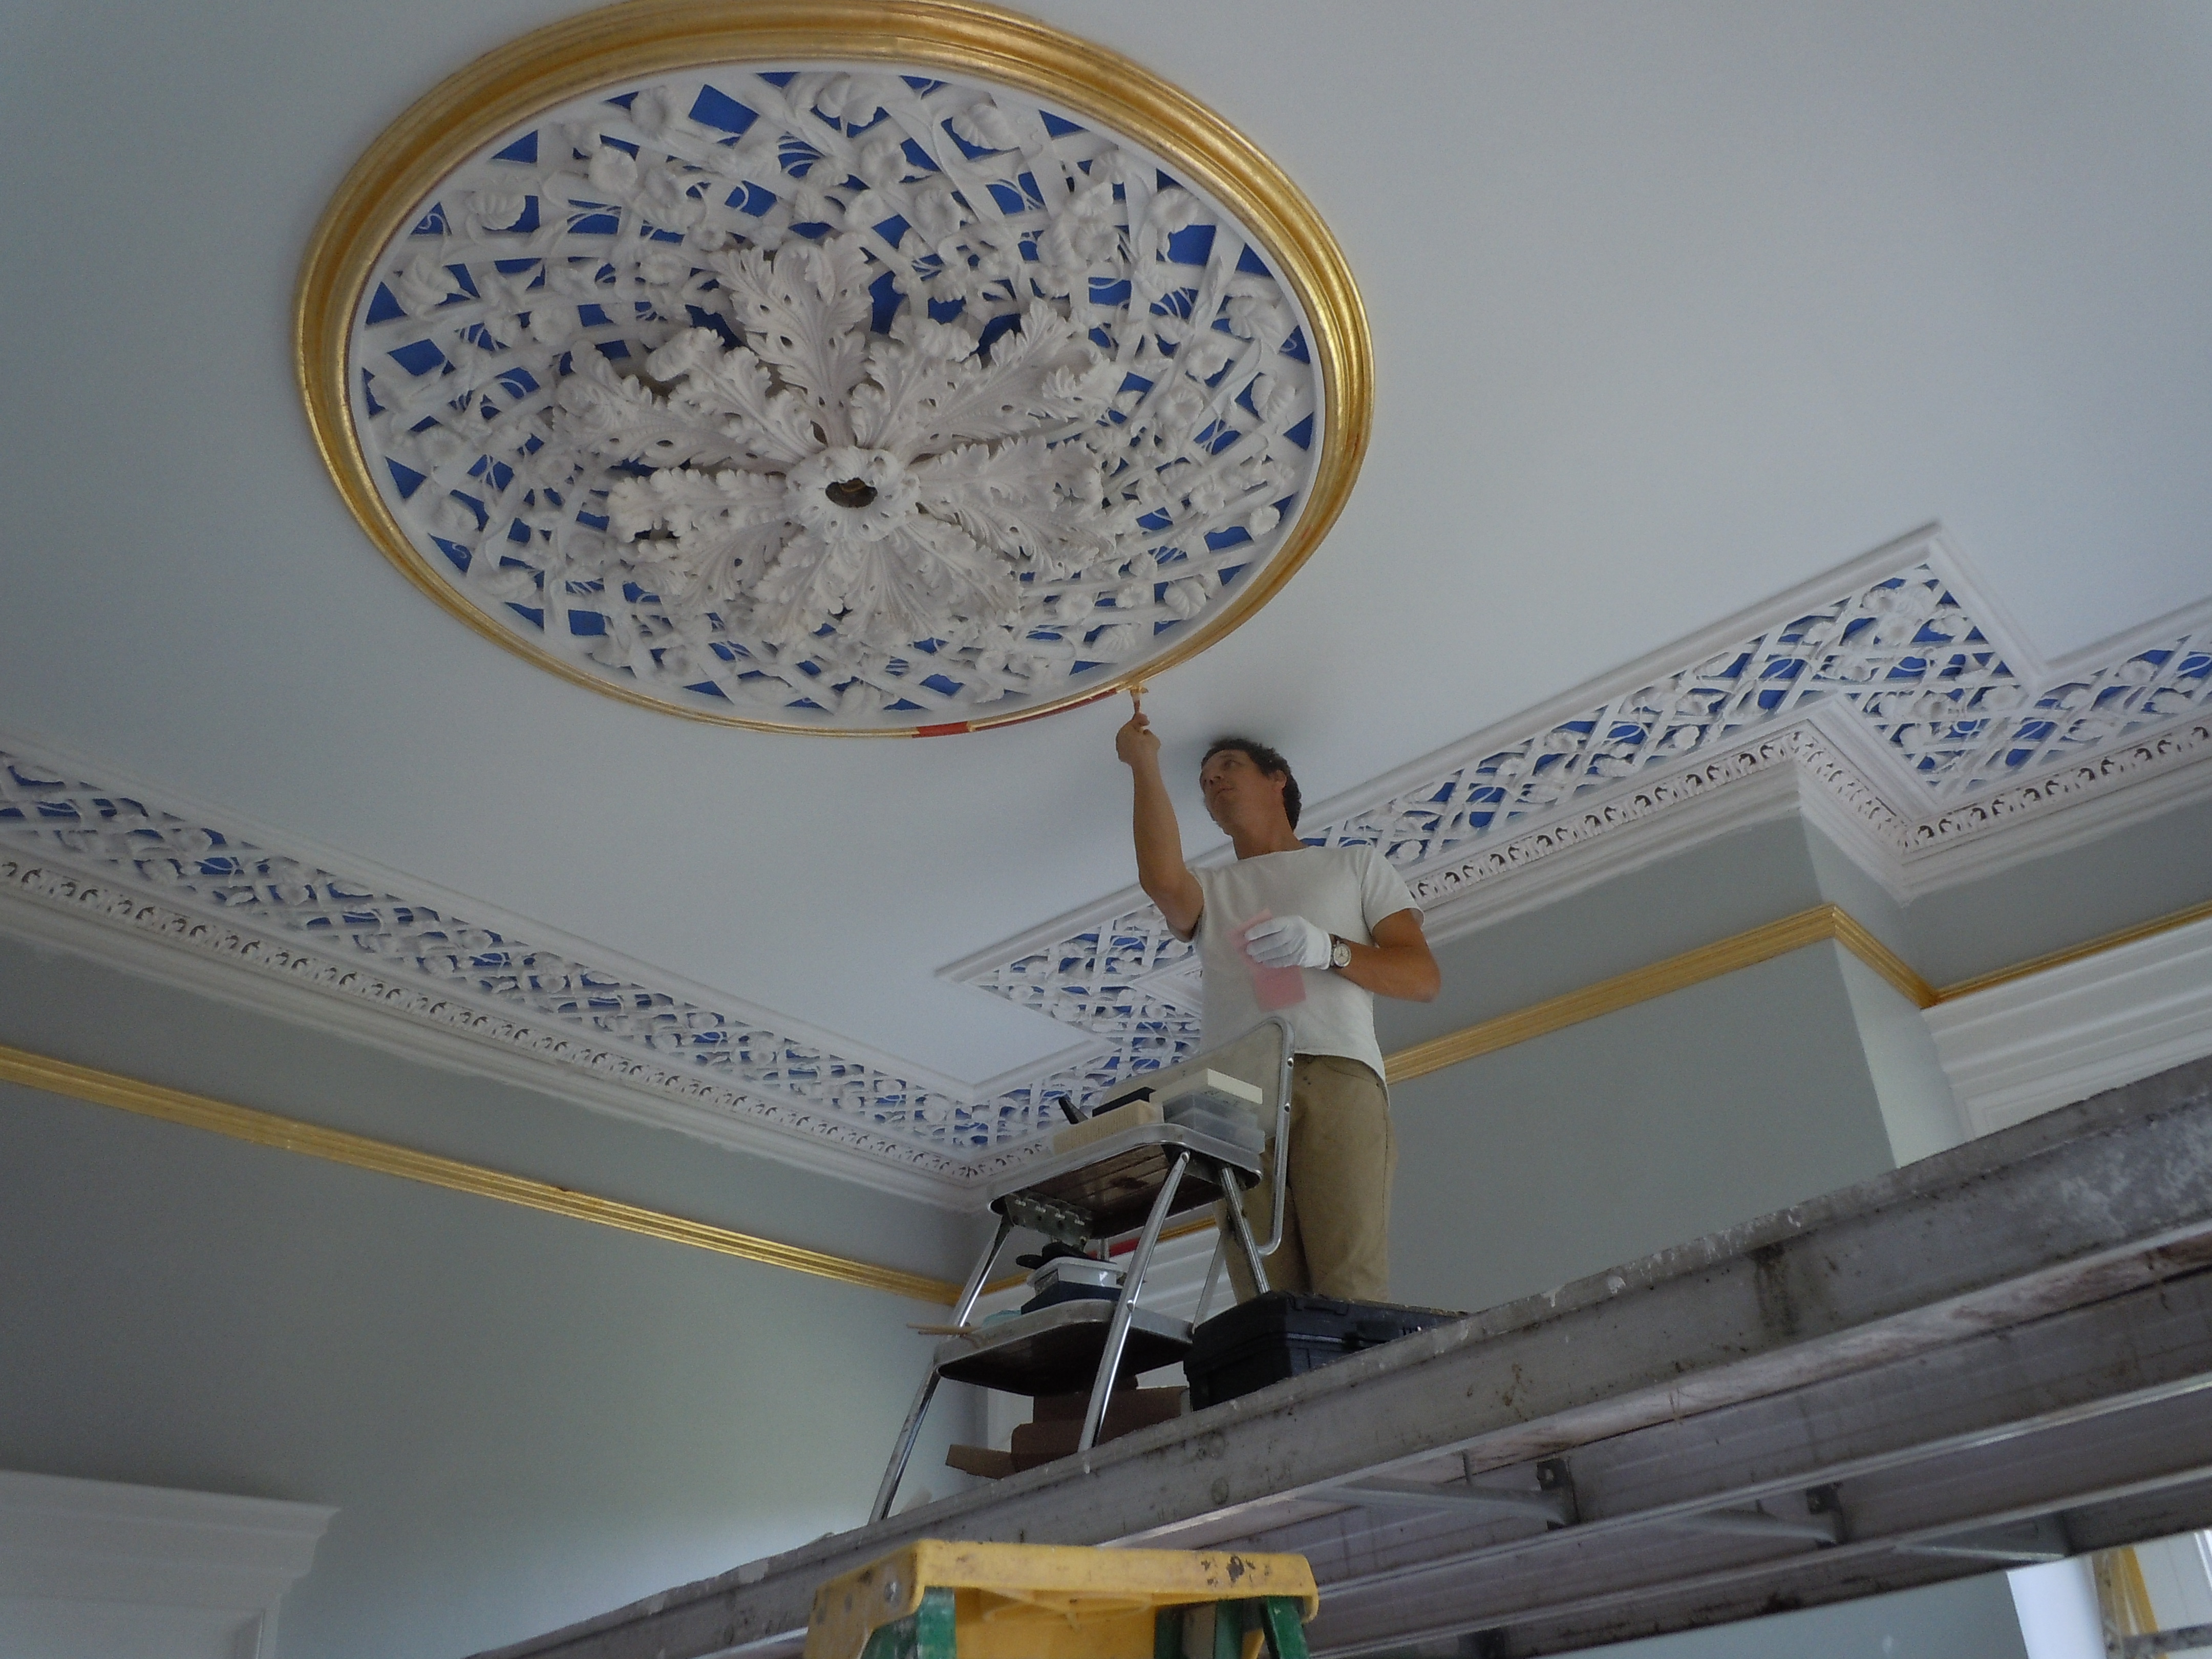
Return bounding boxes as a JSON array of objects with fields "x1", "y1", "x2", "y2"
[{"x1": 1328, "y1": 934, "x2": 1353, "y2": 971}]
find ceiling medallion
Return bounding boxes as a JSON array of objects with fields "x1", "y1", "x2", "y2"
[{"x1": 297, "y1": 1, "x2": 1370, "y2": 734}]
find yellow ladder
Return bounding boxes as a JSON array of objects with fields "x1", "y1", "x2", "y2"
[{"x1": 807, "y1": 1542, "x2": 1319, "y2": 1659}]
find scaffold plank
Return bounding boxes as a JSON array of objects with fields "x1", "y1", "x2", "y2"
[{"x1": 478, "y1": 1056, "x2": 2212, "y2": 1659}]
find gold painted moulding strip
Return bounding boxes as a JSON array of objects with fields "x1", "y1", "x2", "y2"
[
  {"x1": 294, "y1": 0, "x2": 1373, "y2": 737},
  {"x1": 1384, "y1": 904, "x2": 1939, "y2": 1086},
  {"x1": 1382, "y1": 895, "x2": 2212, "y2": 1086},
  {"x1": 0, "y1": 1041, "x2": 961, "y2": 1305},
  {"x1": 1934, "y1": 895, "x2": 2212, "y2": 1002},
  {"x1": 10, "y1": 897, "x2": 2204, "y2": 1290}
]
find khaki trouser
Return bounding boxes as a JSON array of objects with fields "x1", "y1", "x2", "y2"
[{"x1": 1221, "y1": 1054, "x2": 1394, "y2": 1303}]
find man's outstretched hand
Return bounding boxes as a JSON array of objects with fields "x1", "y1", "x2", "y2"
[
  {"x1": 1244, "y1": 913, "x2": 1334, "y2": 970},
  {"x1": 1116, "y1": 703, "x2": 1161, "y2": 770},
  {"x1": 1121, "y1": 693, "x2": 1202, "y2": 934}
]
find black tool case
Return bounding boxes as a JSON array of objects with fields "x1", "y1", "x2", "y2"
[{"x1": 1184, "y1": 1291, "x2": 1461, "y2": 1409}]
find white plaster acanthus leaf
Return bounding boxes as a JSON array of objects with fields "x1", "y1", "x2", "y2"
[
  {"x1": 586, "y1": 272, "x2": 1120, "y2": 650},
  {"x1": 351, "y1": 70, "x2": 1321, "y2": 728}
]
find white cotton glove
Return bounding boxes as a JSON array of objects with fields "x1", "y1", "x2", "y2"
[{"x1": 1243, "y1": 913, "x2": 1334, "y2": 970}]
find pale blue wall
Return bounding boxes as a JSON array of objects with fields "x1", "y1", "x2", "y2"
[
  {"x1": 1369, "y1": 817, "x2": 2021, "y2": 1658},
  {"x1": 1895, "y1": 793, "x2": 2212, "y2": 987},
  {"x1": 1375, "y1": 818, "x2": 1908, "y2": 1312},
  {"x1": 12, "y1": 776, "x2": 2197, "y2": 1658},
  {"x1": 0, "y1": 935, "x2": 986, "y2": 1659},
  {"x1": 1385, "y1": 944, "x2": 1897, "y2": 1316},
  {"x1": 1374, "y1": 818, "x2": 1829, "y2": 1055},
  {"x1": 0, "y1": 935, "x2": 982, "y2": 1273}
]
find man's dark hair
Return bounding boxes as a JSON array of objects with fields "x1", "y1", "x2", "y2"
[{"x1": 1203, "y1": 736, "x2": 1301, "y2": 828}]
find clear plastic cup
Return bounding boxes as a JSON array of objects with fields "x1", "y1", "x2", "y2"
[{"x1": 1237, "y1": 910, "x2": 1307, "y2": 1010}]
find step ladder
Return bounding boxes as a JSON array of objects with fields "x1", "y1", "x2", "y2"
[{"x1": 872, "y1": 1018, "x2": 1295, "y2": 1521}]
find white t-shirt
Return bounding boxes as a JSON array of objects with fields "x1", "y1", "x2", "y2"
[{"x1": 1187, "y1": 845, "x2": 1418, "y2": 1079}]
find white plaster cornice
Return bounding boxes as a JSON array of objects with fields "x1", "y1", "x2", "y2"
[
  {"x1": 0, "y1": 865, "x2": 972, "y2": 1205},
  {"x1": 1397, "y1": 726, "x2": 1897, "y2": 942},
  {"x1": 8, "y1": 528, "x2": 2207, "y2": 1200},
  {"x1": 1896, "y1": 714, "x2": 2212, "y2": 888},
  {"x1": 949, "y1": 527, "x2": 2212, "y2": 1098},
  {"x1": 0, "y1": 731, "x2": 1003, "y2": 1202},
  {"x1": 0, "y1": 1469, "x2": 334, "y2": 1659},
  {"x1": 1399, "y1": 711, "x2": 2212, "y2": 930},
  {"x1": 1927, "y1": 909, "x2": 2212, "y2": 1137}
]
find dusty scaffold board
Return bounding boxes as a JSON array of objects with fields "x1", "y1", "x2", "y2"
[{"x1": 481, "y1": 1056, "x2": 2212, "y2": 1659}]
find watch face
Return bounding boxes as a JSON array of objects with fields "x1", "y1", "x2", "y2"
[{"x1": 1332, "y1": 937, "x2": 1353, "y2": 969}]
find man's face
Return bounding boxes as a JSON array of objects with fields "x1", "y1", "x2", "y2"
[{"x1": 1199, "y1": 747, "x2": 1286, "y2": 832}]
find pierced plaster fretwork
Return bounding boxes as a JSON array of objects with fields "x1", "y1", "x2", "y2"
[
  {"x1": 1395, "y1": 727, "x2": 1889, "y2": 911},
  {"x1": 1908, "y1": 718, "x2": 2212, "y2": 850},
  {"x1": 1308, "y1": 554, "x2": 2208, "y2": 878},
  {"x1": 346, "y1": 68, "x2": 1323, "y2": 730},
  {"x1": 952, "y1": 531, "x2": 2212, "y2": 1095},
  {"x1": 0, "y1": 754, "x2": 1007, "y2": 1169}
]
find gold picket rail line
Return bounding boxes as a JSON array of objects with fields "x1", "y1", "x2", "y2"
[
  {"x1": 5, "y1": 896, "x2": 2207, "y2": 1294},
  {"x1": 1382, "y1": 894, "x2": 2212, "y2": 1086},
  {"x1": 1934, "y1": 895, "x2": 2212, "y2": 1001},
  {"x1": 0, "y1": 1043, "x2": 961, "y2": 1305},
  {"x1": 1383, "y1": 904, "x2": 1934, "y2": 1085}
]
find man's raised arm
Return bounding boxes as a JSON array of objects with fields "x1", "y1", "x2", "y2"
[{"x1": 1116, "y1": 699, "x2": 1204, "y2": 938}]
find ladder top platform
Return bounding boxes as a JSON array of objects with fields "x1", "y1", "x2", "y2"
[
  {"x1": 988, "y1": 1122, "x2": 1263, "y2": 1239},
  {"x1": 933, "y1": 1300, "x2": 1194, "y2": 1396}
]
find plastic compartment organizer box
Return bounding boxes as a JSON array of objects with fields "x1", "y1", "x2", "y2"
[{"x1": 1060, "y1": 1071, "x2": 1265, "y2": 1159}]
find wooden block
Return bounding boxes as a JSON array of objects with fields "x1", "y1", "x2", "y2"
[
  {"x1": 944, "y1": 1444, "x2": 1016, "y2": 1480},
  {"x1": 1035, "y1": 1389, "x2": 1167, "y2": 1433},
  {"x1": 1013, "y1": 1389, "x2": 1188, "y2": 1461}
]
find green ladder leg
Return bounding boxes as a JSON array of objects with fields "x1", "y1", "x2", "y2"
[
  {"x1": 1254, "y1": 1597, "x2": 1310, "y2": 1659},
  {"x1": 1152, "y1": 1595, "x2": 1309, "y2": 1659},
  {"x1": 861, "y1": 1588, "x2": 960, "y2": 1659}
]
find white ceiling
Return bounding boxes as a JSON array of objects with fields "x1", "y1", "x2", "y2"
[{"x1": 4, "y1": 0, "x2": 2208, "y2": 1093}]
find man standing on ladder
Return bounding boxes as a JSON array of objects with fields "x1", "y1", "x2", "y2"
[{"x1": 1115, "y1": 692, "x2": 1441, "y2": 1302}]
